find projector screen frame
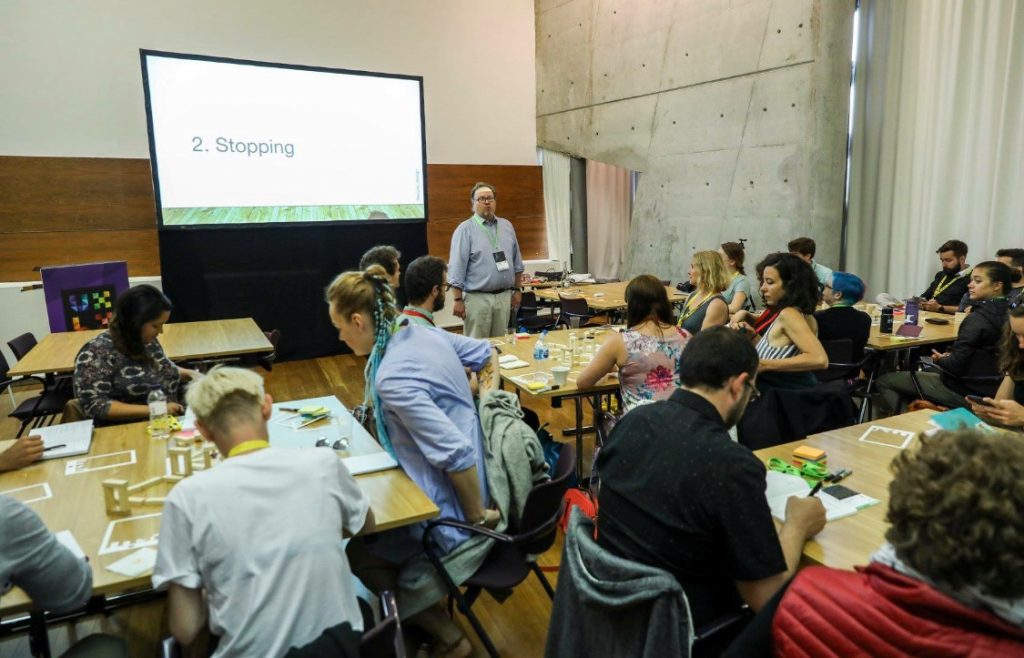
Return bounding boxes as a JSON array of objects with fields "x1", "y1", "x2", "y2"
[{"x1": 139, "y1": 48, "x2": 429, "y2": 231}]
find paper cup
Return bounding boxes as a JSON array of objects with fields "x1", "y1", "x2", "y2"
[{"x1": 551, "y1": 366, "x2": 570, "y2": 386}]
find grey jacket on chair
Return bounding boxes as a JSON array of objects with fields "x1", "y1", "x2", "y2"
[{"x1": 544, "y1": 508, "x2": 694, "y2": 658}]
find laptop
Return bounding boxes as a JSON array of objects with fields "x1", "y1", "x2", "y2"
[{"x1": 31, "y1": 420, "x2": 94, "y2": 460}]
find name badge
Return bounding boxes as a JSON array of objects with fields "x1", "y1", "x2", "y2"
[{"x1": 493, "y1": 250, "x2": 510, "y2": 272}]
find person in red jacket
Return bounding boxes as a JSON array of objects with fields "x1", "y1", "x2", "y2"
[{"x1": 766, "y1": 429, "x2": 1024, "y2": 657}]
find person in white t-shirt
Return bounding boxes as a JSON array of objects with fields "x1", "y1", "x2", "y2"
[{"x1": 152, "y1": 366, "x2": 375, "y2": 658}]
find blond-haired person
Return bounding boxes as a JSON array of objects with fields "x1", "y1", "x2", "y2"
[
  {"x1": 678, "y1": 251, "x2": 730, "y2": 334},
  {"x1": 327, "y1": 264, "x2": 500, "y2": 658},
  {"x1": 152, "y1": 366, "x2": 374, "y2": 658}
]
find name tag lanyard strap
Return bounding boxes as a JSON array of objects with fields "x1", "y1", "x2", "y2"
[{"x1": 474, "y1": 215, "x2": 500, "y2": 251}]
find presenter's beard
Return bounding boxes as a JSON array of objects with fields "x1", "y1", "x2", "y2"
[{"x1": 943, "y1": 265, "x2": 962, "y2": 276}]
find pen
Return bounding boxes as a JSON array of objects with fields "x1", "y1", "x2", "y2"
[
  {"x1": 807, "y1": 481, "x2": 824, "y2": 497},
  {"x1": 830, "y1": 468, "x2": 852, "y2": 483},
  {"x1": 44, "y1": 444, "x2": 67, "y2": 452},
  {"x1": 279, "y1": 407, "x2": 301, "y2": 412}
]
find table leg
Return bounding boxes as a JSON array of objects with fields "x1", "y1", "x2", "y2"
[{"x1": 28, "y1": 611, "x2": 51, "y2": 658}]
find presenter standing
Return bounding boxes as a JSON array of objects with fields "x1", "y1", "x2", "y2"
[{"x1": 448, "y1": 182, "x2": 524, "y2": 338}]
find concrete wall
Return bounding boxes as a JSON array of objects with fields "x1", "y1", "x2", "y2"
[
  {"x1": 0, "y1": 0, "x2": 537, "y2": 165},
  {"x1": 536, "y1": 0, "x2": 854, "y2": 281}
]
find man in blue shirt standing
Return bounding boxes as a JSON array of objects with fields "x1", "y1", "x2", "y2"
[{"x1": 448, "y1": 182, "x2": 525, "y2": 338}]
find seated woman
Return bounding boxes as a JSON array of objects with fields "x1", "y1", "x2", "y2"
[
  {"x1": 876, "y1": 261, "x2": 1012, "y2": 415},
  {"x1": 577, "y1": 275, "x2": 690, "y2": 411},
  {"x1": 327, "y1": 264, "x2": 498, "y2": 658},
  {"x1": 970, "y1": 302, "x2": 1024, "y2": 429},
  {"x1": 73, "y1": 285, "x2": 198, "y2": 422},
  {"x1": 731, "y1": 253, "x2": 828, "y2": 389},
  {"x1": 719, "y1": 241, "x2": 756, "y2": 315},
  {"x1": 814, "y1": 272, "x2": 872, "y2": 361},
  {"x1": 770, "y1": 430, "x2": 1024, "y2": 656},
  {"x1": 678, "y1": 251, "x2": 730, "y2": 334}
]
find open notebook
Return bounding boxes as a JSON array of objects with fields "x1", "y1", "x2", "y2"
[
  {"x1": 765, "y1": 471, "x2": 858, "y2": 522},
  {"x1": 31, "y1": 420, "x2": 94, "y2": 460}
]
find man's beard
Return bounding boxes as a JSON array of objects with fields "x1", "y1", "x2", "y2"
[
  {"x1": 942, "y1": 265, "x2": 962, "y2": 277},
  {"x1": 1012, "y1": 269, "x2": 1023, "y2": 284},
  {"x1": 432, "y1": 292, "x2": 446, "y2": 312}
]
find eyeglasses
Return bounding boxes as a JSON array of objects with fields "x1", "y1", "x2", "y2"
[
  {"x1": 474, "y1": 196, "x2": 495, "y2": 203},
  {"x1": 744, "y1": 380, "x2": 761, "y2": 401},
  {"x1": 443, "y1": 283, "x2": 453, "y2": 291}
]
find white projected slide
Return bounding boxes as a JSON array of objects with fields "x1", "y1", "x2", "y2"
[{"x1": 141, "y1": 51, "x2": 426, "y2": 226}]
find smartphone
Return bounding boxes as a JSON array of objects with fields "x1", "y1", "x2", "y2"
[{"x1": 965, "y1": 394, "x2": 992, "y2": 406}]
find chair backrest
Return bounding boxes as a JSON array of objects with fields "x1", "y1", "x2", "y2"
[
  {"x1": 360, "y1": 590, "x2": 405, "y2": 658},
  {"x1": 820, "y1": 338, "x2": 854, "y2": 365},
  {"x1": 7, "y1": 332, "x2": 38, "y2": 361},
  {"x1": 518, "y1": 291, "x2": 539, "y2": 317},
  {"x1": 0, "y1": 350, "x2": 11, "y2": 392},
  {"x1": 558, "y1": 295, "x2": 591, "y2": 319},
  {"x1": 516, "y1": 443, "x2": 576, "y2": 555}
]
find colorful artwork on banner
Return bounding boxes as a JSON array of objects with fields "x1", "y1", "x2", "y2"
[{"x1": 41, "y1": 262, "x2": 130, "y2": 333}]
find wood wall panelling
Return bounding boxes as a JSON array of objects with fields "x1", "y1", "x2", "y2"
[{"x1": 0, "y1": 157, "x2": 547, "y2": 282}]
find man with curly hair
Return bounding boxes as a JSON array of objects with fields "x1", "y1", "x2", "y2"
[{"x1": 764, "y1": 430, "x2": 1024, "y2": 656}]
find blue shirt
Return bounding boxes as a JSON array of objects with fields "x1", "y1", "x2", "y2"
[
  {"x1": 375, "y1": 325, "x2": 492, "y2": 552},
  {"x1": 393, "y1": 306, "x2": 436, "y2": 329},
  {"x1": 447, "y1": 214, "x2": 525, "y2": 292}
]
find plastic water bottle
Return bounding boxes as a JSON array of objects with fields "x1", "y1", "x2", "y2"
[
  {"x1": 148, "y1": 387, "x2": 170, "y2": 440},
  {"x1": 534, "y1": 331, "x2": 548, "y2": 360}
]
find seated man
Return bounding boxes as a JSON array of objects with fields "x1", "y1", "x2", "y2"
[
  {"x1": 153, "y1": 366, "x2": 374, "y2": 658},
  {"x1": 769, "y1": 430, "x2": 1024, "y2": 656},
  {"x1": 358, "y1": 244, "x2": 402, "y2": 291},
  {"x1": 1, "y1": 495, "x2": 127, "y2": 656},
  {"x1": 815, "y1": 272, "x2": 872, "y2": 361},
  {"x1": 787, "y1": 237, "x2": 833, "y2": 289},
  {"x1": 956, "y1": 248, "x2": 1024, "y2": 312},
  {"x1": 0, "y1": 435, "x2": 43, "y2": 473},
  {"x1": 876, "y1": 261, "x2": 1012, "y2": 414},
  {"x1": 397, "y1": 255, "x2": 448, "y2": 328},
  {"x1": 596, "y1": 328, "x2": 826, "y2": 636},
  {"x1": 920, "y1": 239, "x2": 972, "y2": 314}
]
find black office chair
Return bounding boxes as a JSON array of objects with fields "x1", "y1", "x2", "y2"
[
  {"x1": 422, "y1": 444, "x2": 576, "y2": 658},
  {"x1": 555, "y1": 295, "x2": 594, "y2": 329},
  {"x1": 237, "y1": 329, "x2": 281, "y2": 372},
  {"x1": 816, "y1": 339, "x2": 882, "y2": 423},
  {"x1": 0, "y1": 350, "x2": 66, "y2": 437},
  {"x1": 516, "y1": 292, "x2": 557, "y2": 333}
]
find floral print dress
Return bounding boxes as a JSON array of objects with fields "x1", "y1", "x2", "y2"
[{"x1": 617, "y1": 327, "x2": 691, "y2": 411}]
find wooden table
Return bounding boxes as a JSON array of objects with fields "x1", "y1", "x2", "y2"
[
  {"x1": 498, "y1": 328, "x2": 620, "y2": 477},
  {"x1": 865, "y1": 310, "x2": 959, "y2": 351},
  {"x1": 754, "y1": 410, "x2": 935, "y2": 570},
  {"x1": 533, "y1": 281, "x2": 687, "y2": 312},
  {"x1": 6, "y1": 319, "x2": 274, "y2": 377},
  {"x1": 0, "y1": 406, "x2": 437, "y2": 617},
  {"x1": 522, "y1": 279, "x2": 595, "y2": 290}
]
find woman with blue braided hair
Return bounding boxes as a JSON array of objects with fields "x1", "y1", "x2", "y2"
[{"x1": 326, "y1": 263, "x2": 499, "y2": 657}]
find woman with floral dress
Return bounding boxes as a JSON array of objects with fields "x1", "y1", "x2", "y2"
[{"x1": 577, "y1": 275, "x2": 691, "y2": 411}]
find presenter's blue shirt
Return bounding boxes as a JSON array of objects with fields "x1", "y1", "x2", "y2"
[
  {"x1": 447, "y1": 214, "x2": 525, "y2": 292},
  {"x1": 375, "y1": 325, "x2": 492, "y2": 552}
]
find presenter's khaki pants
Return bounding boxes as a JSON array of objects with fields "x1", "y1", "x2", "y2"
[{"x1": 464, "y1": 290, "x2": 512, "y2": 338}]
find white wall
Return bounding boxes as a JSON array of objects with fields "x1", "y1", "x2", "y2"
[{"x1": 0, "y1": 0, "x2": 537, "y2": 165}]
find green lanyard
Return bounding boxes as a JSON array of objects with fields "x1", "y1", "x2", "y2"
[{"x1": 473, "y1": 215, "x2": 500, "y2": 251}]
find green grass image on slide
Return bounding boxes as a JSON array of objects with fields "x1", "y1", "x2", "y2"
[{"x1": 163, "y1": 204, "x2": 425, "y2": 225}]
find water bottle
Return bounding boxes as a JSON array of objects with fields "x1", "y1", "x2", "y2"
[
  {"x1": 534, "y1": 331, "x2": 548, "y2": 360},
  {"x1": 880, "y1": 307, "x2": 894, "y2": 334},
  {"x1": 904, "y1": 298, "x2": 919, "y2": 325},
  {"x1": 148, "y1": 387, "x2": 170, "y2": 440}
]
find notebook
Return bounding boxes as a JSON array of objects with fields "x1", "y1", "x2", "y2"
[
  {"x1": 342, "y1": 451, "x2": 398, "y2": 475},
  {"x1": 30, "y1": 420, "x2": 94, "y2": 460},
  {"x1": 765, "y1": 471, "x2": 858, "y2": 522}
]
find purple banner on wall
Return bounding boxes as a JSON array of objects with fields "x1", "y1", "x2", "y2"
[{"x1": 41, "y1": 261, "x2": 130, "y2": 333}]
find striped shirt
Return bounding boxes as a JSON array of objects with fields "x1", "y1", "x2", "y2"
[{"x1": 756, "y1": 318, "x2": 801, "y2": 361}]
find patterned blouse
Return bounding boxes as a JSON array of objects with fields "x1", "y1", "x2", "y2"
[
  {"x1": 618, "y1": 327, "x2": 691, "y2": 411},
  {"x1": 73, "y1": 331, "x2": 180, "y2": 420}
]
